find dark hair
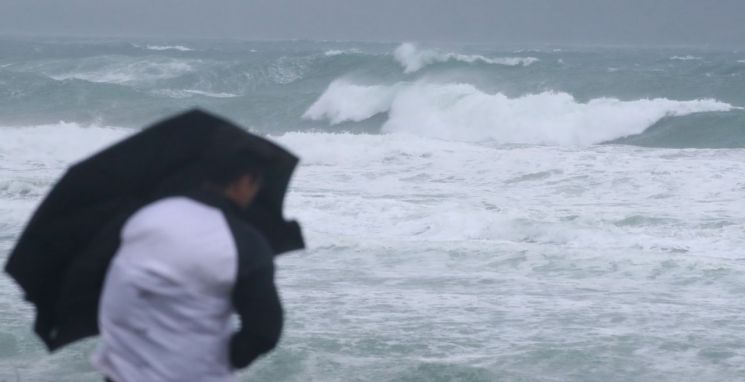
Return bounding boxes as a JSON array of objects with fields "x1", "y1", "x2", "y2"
[{"x1": 202, "y1": 149, "x2": 265, "y2": 187}]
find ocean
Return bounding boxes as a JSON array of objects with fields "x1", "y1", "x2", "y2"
[{"x1": 1, "y1": 37, "x2": 745, "y2": 381}]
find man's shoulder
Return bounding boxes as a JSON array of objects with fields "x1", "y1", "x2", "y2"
[
  {"x1": 132, "y1": 196, "x2": 219, "y2": 223},
  {"x1": 124, "y1": 197, "x2": 226, "y2": 237}
]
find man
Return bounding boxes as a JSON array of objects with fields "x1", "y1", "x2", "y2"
[{"x1": 91, "y1": 149, "x2": 283, "y2": 382}]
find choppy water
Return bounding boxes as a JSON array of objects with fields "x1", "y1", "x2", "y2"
[{"x1": 1, "y1": 37, "x2": 745, "y2": 381}]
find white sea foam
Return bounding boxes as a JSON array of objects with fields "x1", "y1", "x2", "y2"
[
  {"x1": 324, "y1": 49, "x2": 361, "y2": 56},
  {"x1": 3, "y1": 123, "x2": 745, "y2": 381},
  {"x1": 3, "y1": 123, "x2": 742, "y2": 251},
  {"x1": 0, "y1": 122, "x2": 131, "y2": 163},
  {"x1": 303, "y1": 81, "x2": 400, "y2": 124},
  {"x1": 144, "y1": 44, "x2": 194, "y2": 52},
  {"x1": 154, "y1": 89, "x2": 239, "y2": 98},
  {"x1": 670, "y1": 55, "x2": 702, "y2": 61},
  {"x1": 0, "y1": 122, "x2": 132, "y2": 200},
  {"x1": 49, "y1": 59, "x2": 194, "y2": 85},
  {"x1": 393, "y1": 43, "x2": 538, "y2": 73},
  {"x1": 275, "y1": 131, "x2": 745, "y2": 248},
  {"x1": 304, "y1": 79, "x2": 735, "y2": 145},
  {"x1": 266, "y1": 57, "x2": 309, "y2": 84}
]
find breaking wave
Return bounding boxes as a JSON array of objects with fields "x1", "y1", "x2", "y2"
[
  {"x1": 304, "y1": 80, "x2": 736, "y2": 145},
  {"x1": 393, "y1": 43, "x2": 538, "y2": 73},
  {"x1": 47, "y1": 58, "x2": 195, "y2": 85},
  {"x1": 143, "y1": 44, "x2": 194, "y2": 52},
  {"x1": 303, "y1": 81, "x2": 400, "y2": 124},
  {"x1": 153, "y1": 89, "x2": 239, "y2": 98},
  {"x1": 670, "y1": 55, "x2": 702, "y2": 61},
  {"x1": 324, "y1": 49, "x2": 362, "y2": 56},
  {"x1": 2, "y1": 38, "x2": 745, "y2": 148}
]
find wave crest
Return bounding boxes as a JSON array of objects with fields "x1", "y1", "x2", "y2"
[
  {"x1": 304, "y1": 80, "x2": 735, "y2": 145},
  {"x1": 49, "y1": 58, "x2": 194, "y2": 85},
  {"x1": 153, "y1": 89, "x2": 239, "y2": 98},
  {"x1": 670, "y1": 55, "x2": 702, "y2": 61},
  {"x1": 393, "y1": 43, "x2": 538, "y2": 73},
  {"x1": 324, "y1": 49, "x2": 362, "y2": 56},
  {"x1": 303, "y1": 81, "x2": 399, "y2": 124},
  {"x1": 144, "y1": 44, "x2": 194, "y2": 52}
]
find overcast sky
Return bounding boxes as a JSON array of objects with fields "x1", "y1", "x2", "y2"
[{"x1": 1, "y1": 0, "x2": 743, "y2": 46}]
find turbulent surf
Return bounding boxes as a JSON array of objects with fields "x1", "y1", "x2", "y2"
[{"x1": 2, "y1": 38, "x2": 745, "y2": 381}]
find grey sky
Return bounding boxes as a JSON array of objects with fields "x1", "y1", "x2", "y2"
[{"x1": 1, "y1": 0, "x2": 743, "y2": 46}]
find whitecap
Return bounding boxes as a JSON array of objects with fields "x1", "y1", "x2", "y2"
[
  {"x1": 0, "y1": 122, "x2": 132, "y2": 200},
  {"x1": 145, "y1": 45, "x2": 194, "y2": 52},
  {"x1": 303, "y1": 80, "x2": 400, "y2": 124},
  {"x1": 304, "y1": 79, "x2": 735, "y2": 145},
  {"x1": 49, "y1": 59, "x2": 194, "y2": 85},
  {"x1": 393, "y1": 43, "x2": 538, "y2": 73},
  {"x1": 670, "y1": 55, "x2": 702, "y2": 61},
  {"x1": 154, "y1": 89, "x2": 239, "y2": 98},
  {"x1": 324, "y1": 49, "x2": 361, "y2": 56}
]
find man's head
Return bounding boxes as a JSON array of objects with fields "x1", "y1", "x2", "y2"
[{"x1": 203, "y1": 149, "x2": 264, "y2": 209}]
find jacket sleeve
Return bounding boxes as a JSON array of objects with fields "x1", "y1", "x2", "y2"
[{"x1": 229, "y1": 256, "x2": 283, "y2": 369}]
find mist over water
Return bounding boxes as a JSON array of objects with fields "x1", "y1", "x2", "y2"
[{"x1": 2, "y1": 37, "x2": 745, "y2": 381}]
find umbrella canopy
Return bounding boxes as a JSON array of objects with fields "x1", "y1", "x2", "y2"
[{"x1": 4, "y1": 109, "x2": 304, "y2": 351}]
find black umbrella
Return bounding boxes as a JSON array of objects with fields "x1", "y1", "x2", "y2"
[{"x1": 4, "y1": 109, "x2": 304, "y2": 351}]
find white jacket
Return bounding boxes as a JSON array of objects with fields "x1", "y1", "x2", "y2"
[{"x1": 91, "y1": 192, "x2": 282, "y2": 382}]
